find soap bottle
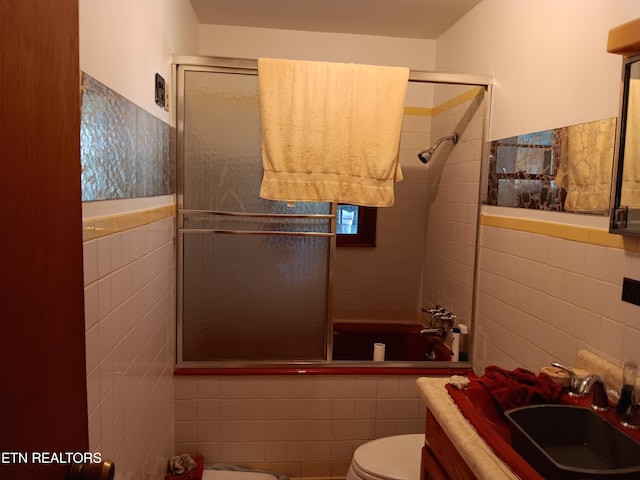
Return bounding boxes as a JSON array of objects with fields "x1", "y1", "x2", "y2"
[{"x1": 617, "y1": 360, "x2": 637, "y2": 416}]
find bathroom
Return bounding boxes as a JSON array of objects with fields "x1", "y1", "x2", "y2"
[{"x1": 5, "y1": 1, "x2": 640, "y2": 479}]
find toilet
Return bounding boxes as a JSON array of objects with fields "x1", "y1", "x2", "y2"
[
  {"x1": 203, "y1": 471, "x2": 280, "y2": 480},
  {"x1": 346, "y1": 434, "x2": 424, "y2": 480}
]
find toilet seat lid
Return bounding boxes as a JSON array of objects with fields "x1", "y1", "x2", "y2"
[
  {"x1": 352, "y1": 434, "x2": 424, "y2": 480},
  {"x1": 203, "y1": 472, "x2": 276, "y2": 480}
]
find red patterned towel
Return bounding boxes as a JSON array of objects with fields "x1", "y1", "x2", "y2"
[{"x1": 165, "y1": 455, "x2": 204, "y2": 480}]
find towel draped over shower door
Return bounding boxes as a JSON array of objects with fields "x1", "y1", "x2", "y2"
[{"x1": 258, "y1": 58, "x2": 409, "y2": 207}]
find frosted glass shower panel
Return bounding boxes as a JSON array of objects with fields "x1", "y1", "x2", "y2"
[
  {"x1": 178, "y1": 64, "x2": 334, "y2": 363},
  {"x1": 182, "y1": 232, "x2": 330, "y2": 361}
]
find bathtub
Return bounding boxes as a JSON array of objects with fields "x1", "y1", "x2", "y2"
[{"x1": 332, "y1": 322, "x2": 451, "y2": 362}]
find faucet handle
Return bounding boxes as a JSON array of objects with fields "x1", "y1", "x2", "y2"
[
  {"x1": 422, "y1": 305, "x2": 445, "y2": 315},
  {"x1": 588, "y1": 376, "x2": 609, "y2": 411},
  {"x1": 621, "y1": 403, "x2": 640, "y2": 430}
]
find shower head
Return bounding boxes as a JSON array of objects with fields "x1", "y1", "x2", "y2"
[{"x1": 417, "y1": 133, "x2": 458, "y2": 164}]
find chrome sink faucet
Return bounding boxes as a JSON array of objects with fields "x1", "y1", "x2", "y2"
[{"x1": 551, "y1": 363, "x2": 609, "y2": 411}]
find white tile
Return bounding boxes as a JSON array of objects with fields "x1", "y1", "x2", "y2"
[
  {"x1": 287, "y1": 420, "x2": 311, "y2": 441},
  {"x1": 84, "y1": 283, "x2": 99, "y2": 330},
  {"x1": 83, "y1": 240, "x2": 98, "y2": 285},
  {"x1": 309, "y1": 420, "x2": 332, "y2": 441},
  {"x1": 242, "y1": 399, "x2": 267, "y2": 420},
  {"x1": 196, "y1": 399, "x2": 221, "y2": 421},
  {"x1": 174, "y1": 400, "x2": 197, "y2": 421},
  {"x1": 598, "y1": 317, "x2": 624, "y2": 359},
  {"x1": 198, "y1": 421, "x2": 222, "y2": 442},
  {"x1": 332, "y1": 399, "x2": 355, "y2": 420},
  {"x1": 197, "y1": 378, "x2": 221, "y2": 398},
  {"x1": 174, "y1": 378, "x2": 197, "y2": 399},
  {"x1": 97, "y1": 275, "x2": 113, "y2": 321},
  {"x1": 310, "y1": 398, "x2": 333, "y2": 419},
  {"x1": 375, "y1": 398, "x2": 398, "y2": 419},
  {"x1": 110, "y1": 233, "x2": 123, "y2": 271},
  {"x1": 266, "y1": 399, "x2": 289, "y2": 420},
  {"x1": 243, "y1": 421, "x2": 266, "y2": 442}
]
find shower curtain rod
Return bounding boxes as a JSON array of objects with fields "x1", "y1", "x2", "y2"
[{"x1": 171, "y1": 54, "x2": 493, "y2": 87}]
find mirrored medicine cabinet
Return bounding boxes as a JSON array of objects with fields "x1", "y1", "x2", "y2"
[{"x1": 610, "y1": 53, "x2": 640, "y2": 236}]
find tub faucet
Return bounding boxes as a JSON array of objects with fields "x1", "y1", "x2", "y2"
[{"x1": 419, "y1": 327, "x2": 446, "y2": 338}]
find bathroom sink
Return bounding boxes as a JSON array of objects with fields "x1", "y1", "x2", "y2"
[
  {"x1": 446, "y1": 379, "x2": 640, "y2": 480},
  {"x1": 445, "y1": 380, "x2": 544, "y2": 479},
  {"x1": 505, "y1": 405, "x2": 640, "y2": 479}
]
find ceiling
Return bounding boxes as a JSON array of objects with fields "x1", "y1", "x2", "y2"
[{"x1": 189, "y1": 0, "x2": 482, "y2": 40}]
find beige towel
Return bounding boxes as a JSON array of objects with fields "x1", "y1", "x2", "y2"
[
  {"x1": 555, "y1": 117, "x2": 616, "y2": 214},
  {"x1": 258, "y1": 58, "x2": 409, "y2": 206}
]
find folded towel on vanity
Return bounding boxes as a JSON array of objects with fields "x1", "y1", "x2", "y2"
[
  {"x1": 258, "y1": 58, "x2": 409, "y2": 207},
  {"x1": 475, "y1": 365, "x2": 563, "y2": 411}
]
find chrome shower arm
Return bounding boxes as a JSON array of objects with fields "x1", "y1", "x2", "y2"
[{"x1": 417, "y1": 133, "x2": 458, "y2": 164}]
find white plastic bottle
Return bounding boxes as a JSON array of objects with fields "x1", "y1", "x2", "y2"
[{"x1": 451, "y1": 327, "x2": 461, "y2": 362}]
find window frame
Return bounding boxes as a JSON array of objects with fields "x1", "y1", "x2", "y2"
[{"x1": 336, "y1": 205, "x2": 377, "y2": 247}]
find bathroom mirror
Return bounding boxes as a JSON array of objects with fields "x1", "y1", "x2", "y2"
[
  {"x1": 486, "y1": 117, "x2": 616, "y2": 215},
  {"x1": 610, "y1": 53, "x2": 640, "y2": 236}
]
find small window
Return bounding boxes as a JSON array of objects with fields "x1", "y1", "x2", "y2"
[{"x1": 336, "y1": 204, "x2": 377, "y2": 247}]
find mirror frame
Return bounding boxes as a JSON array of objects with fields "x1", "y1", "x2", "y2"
[{"x1": 610, "y1": 53, "x2": 640, "y2": 236}]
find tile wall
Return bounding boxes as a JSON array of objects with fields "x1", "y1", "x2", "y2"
[
  {"x1": 332, "y1": 109, "x2": 431, "y2": 314},
  {"x1": 174, "y1": 374, "x2": 427, "y2": 479},
  {"x1": 83, "y1": 207, "x2": 176, "y2": 480},
  {"x1": 422, "y1": 87, "x2": 486, "y2": 327},
  {"x1": 474, "y1": 214, "x2": 640, "y2": 374}
]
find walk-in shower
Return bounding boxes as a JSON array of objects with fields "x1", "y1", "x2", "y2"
[{"x1": 417, "y1": 133, "x2": 458, "y2": 164}]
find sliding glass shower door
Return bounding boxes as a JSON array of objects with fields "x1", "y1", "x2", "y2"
[{"x1": 176, "y1": 64, "x2": 333, "y2": 364}]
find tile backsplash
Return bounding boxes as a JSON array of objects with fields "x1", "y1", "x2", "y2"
[{"x1": 474, "y1": 213, "x2": 640, "y2": 374}]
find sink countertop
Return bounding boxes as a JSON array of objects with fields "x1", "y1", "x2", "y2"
[
  {"x1": 415, "y1": 350, "x2": 638, "y2": 480},
  {"x1": 416, "y1": 377, "x2": 519, "y2": 480}
]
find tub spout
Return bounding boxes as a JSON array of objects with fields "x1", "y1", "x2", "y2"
[{"x1": 420, "y1": 327, "x2": 446, "y2": 338}]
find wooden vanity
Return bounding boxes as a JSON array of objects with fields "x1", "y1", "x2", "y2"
[{"x1": 421, "y1": 410, "x2": 476, "y2": 480}]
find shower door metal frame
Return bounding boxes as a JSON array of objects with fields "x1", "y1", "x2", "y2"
[
  {"x1": 172, "y1": 55, "x2": 494, "y2": 369},
  {"x1": 173, "y1": 58, "x2": 338, "y2": 368}
]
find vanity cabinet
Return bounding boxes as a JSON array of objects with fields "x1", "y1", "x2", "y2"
[{"x1": 421, "y1": 410, "x2": 477, "y2": 480}]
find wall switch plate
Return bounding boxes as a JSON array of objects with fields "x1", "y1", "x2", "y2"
[
  {"x1": 622, "y1": 277, "x2": 640, "y2": 307},
  {"x1": 155, "y1": 73, "x2": 165, "y2": 108}
]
